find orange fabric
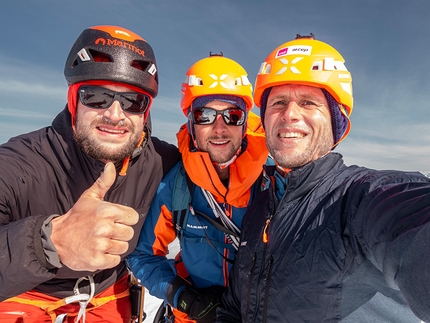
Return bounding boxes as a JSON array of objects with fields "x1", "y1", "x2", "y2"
[
  {"x1": 1, "y1": 274, "x2": 131, "y2": 323},
  {"x1": 177, "y1": 111, "x2": 268, "y2": 207},
  {"x1": 152, "y1": 204, "x2": 177, "y2": 256},
  {"x1": 171, "y1": 307, "x2": 196, "y2": 323}
]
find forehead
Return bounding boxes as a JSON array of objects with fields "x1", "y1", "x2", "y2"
[
  {"x1": 269, "y1": 84, "x2": 325, "y2": 100},
  {"x1": 203, "y1": 100, "x2": 239, "y2": 111}
]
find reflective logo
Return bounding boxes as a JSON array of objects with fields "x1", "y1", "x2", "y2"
[{"x1": 275, "y1": 57, "x2": 304, "y2": 75}]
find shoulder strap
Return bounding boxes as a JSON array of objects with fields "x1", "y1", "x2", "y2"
[{"x1": 172, "y1": 163, "x2": 193, "y2": 242}]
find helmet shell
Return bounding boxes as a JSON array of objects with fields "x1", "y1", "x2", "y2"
[
  {"x1": 180, "y1": 55, "x2": 253, "y2": 116},
  {"x1": 254, "y1": 37, "x2": 353, "y2": 117},
  {"x1": 64, "y1": 25, "x2": 158, "y2": 97}
]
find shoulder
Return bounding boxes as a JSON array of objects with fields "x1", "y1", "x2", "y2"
[{"x1": 149, "y1": 136, "x2": 180, "y2": 175}]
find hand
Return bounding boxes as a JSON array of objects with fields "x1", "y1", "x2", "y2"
[
  {"x1": 177, "y1": 285, "x2": 226, "y2": 323},
  {"x1": 50, "y1": 162, "x2": 139, "y2": 271}
]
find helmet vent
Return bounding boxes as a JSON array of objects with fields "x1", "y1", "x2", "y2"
[
  {"x1": 131, "y1": 60, "x2": 151, "y2": 72},
  {"x1": 90, "y1": 50, "x2": 113, "y2": 63}
]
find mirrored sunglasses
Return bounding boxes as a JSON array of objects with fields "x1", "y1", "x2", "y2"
[
  {"x1": 78, "y1": 86, "x2": 151, "y2": 114},
  {"x1": 190, "y1": 107, "x2": 246, "y2": 126}
]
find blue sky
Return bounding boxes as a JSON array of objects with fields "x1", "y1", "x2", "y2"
[{"x1": 0, "y1": 0, "x2": 429, "y2": 173}]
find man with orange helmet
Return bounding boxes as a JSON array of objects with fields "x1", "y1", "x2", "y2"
[
  {"x1": 0, "y1": 25, "x2": 179, "y2": 322},
  {"x1": 128, "y1": 53, "x2": 268, "y2": 323},
  {"x1": 217, "y1": 35, "x2": 430, "y2": 322}
]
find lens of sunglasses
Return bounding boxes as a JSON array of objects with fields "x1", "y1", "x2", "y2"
[
  {"x1": 78, "y1": 86, "x2": 150, "y2": 114},
  {"x1": 191, "y1": 107, "x2": 246, "y2": 126}
]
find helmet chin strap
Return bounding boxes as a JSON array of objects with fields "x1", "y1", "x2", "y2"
[{"x1": 212, "y1": 147, "x2": 242, "y2": 170}]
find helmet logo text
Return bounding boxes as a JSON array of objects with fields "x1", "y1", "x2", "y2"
[
  {"x1": 94, "y1": 38, "x2": 146, "y2": 57},
  {"x1": 275, "y1": 45, "x2": 312, "y2": 58}
]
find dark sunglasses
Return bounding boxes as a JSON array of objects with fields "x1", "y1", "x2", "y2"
[
  {"x1": 78, "y1": 86, "x2": 151, "y2": 114},
  {"x1": 189, "y1": 107, "x2": 246, "y2": 126}
]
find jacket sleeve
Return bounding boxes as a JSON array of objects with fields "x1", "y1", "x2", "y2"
[
  {"x1": 127, "y1": 166, "x2": 179, "y2": 301},
  {"x1": 0, "y1": 201, "x2": 57, "y2": 300},
  {"x1": 351, "y1": 171, "x2": 430, "y2": 321}
]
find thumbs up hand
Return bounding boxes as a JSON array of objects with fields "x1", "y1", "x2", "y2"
[{"x1": 50, "y1": 162, "x2": 139, "y2": 271}]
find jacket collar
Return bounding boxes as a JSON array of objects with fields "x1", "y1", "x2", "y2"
[{"x1": 266, "y1": 152, "x2": 345, "y2": 203}]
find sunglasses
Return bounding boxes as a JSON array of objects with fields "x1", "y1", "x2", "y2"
[
  {"x1": 78, "y1": 86, "x2": 151, "y2": 114},
  {"x1": 189, "y1": 107, "x2": 246, "y2": 126}
]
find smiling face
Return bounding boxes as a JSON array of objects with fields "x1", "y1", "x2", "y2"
[
  {"x1": 74, "y1": 84, "x2": 145, "y2": 163},
  {"x1": 264, "y1": 84, "x2": 334, "y2": 169},
  {"x1": 194, "y1": 100, "x2": 243, "y2": 165}
]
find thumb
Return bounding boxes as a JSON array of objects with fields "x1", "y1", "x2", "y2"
[{"x1": 86, "y1": 162, "x2": 117, "y2": 200}]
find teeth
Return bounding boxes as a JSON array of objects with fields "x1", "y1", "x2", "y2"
[
  {"x1": 212, "y1": 140, "x2": 228, "y2": 145},
  {"x1": 99, "y1": 127, "x2": 126, "y2": 134},
  {"x1": 279, "y1": 132, "x2": 304, "y2": 138}
]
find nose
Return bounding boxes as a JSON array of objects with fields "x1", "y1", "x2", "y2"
[
  {"x1": 281, "y1": 101, "x2": 302, "y2": 123},
  {"x1": 103, "y1": 100, "x2": 126, "y2": 122},
  {"x1": 212, "y1": 114, "x2": 227, "y2": 134}
]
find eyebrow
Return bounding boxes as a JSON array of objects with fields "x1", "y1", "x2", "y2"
[{"x1": 269, "y1": 92, "x2": 326, "y2": 104}]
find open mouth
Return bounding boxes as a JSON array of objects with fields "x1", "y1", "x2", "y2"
[
  {"x1": 97, "y1": 126, "x2": 128, "y2": 135},
  {"x1": 278, "y1": 132, "x2": 305, "y2": 139}
]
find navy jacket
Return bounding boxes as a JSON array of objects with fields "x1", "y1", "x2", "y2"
[{"x1": 217, "y1": 153, "x2": 430, "y2": 323}]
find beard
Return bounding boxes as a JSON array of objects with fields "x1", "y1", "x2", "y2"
[
  {"x1": 74, "y1": 116, "x2": 143, "y2": 163},
  {"x1": 266, "y1": 127, "x2": 333, "y2": 169},
  {"x1": 197, "y1": 135, "x2": 242, "y2": 164}
]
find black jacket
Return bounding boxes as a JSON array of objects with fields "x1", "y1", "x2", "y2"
[
  {"x1": 217, "y1": 153, "x2": 430, "y2": 323},
  {"x1": 0, "y1": 107, "x2": 179, "y2": 300}
]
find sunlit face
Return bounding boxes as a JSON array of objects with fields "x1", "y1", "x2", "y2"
[
  {"x1": 74, "y1": 84, "x2": 146, "y2": 163},
  {"x1": 264, "y1": 84, "x2": 334, "y2": 169},
  {"x1": 194, "y1": 100, "x2": 243, "y2": 164}
]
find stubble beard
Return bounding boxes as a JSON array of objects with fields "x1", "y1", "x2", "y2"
[
  {"x1": 74, "y1": 117, "x2": 142, "y2": 163},
  {"x1": 199, "y1": 136, "x2": 241, "y2": 164},
  {"x1": 267, "y1": 129, "x2": 333, "y2": 169}
]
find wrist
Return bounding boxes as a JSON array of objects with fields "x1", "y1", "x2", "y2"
[{"x1": 166, "y1": 276, "x2": 188, "y2": 307}]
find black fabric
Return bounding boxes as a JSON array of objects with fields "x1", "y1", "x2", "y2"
[
  {"x1": 0, "y1": 106, "x2": 180, "y2": 300},
  {"x1": 217, "y1": 152, "x2": 430, "y2": 323}
]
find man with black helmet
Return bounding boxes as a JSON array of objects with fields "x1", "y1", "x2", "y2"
[
  {"x1": 217, "y1": 35, "x2": 430, "y2": 322},
  {"x1": 0, "y1": 25, "x2": 179, "y2": 322}
]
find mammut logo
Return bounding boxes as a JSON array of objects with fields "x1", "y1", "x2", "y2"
[{"x1": 94, "y1": 37, "x2": 145, "y2": 57}]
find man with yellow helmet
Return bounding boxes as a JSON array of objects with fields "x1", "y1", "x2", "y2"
[
  {"x1": 217, "y1": 35, "x2": 430, "y2": 322},
  {"x1": 128, "y1": 54, "x2": 268, "y2": 323}
]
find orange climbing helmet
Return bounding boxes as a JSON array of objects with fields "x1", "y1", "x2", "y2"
[
  {"x1": 180, "y1": 53, "x2": 253, "y2": 116},
  {"x1": 254, "y1": 34, "x2": 353, "y2": 144}
]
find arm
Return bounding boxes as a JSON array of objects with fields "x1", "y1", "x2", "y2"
[
  {"x1": 352, "y1": 174, "x2": 430, "y2": 321},
  {"x1": 0, "y1": 163, "x2": 138, "y2": 300},
  {"x1": 127, "y1": 174, "x2": 178, "y2": 300}
]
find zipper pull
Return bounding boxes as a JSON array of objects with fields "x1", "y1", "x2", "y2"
[{"x1": 263, "y1": 215, "x2": 273, "y2": 243}]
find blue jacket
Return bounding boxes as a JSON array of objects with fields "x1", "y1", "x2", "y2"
[
  {"x1": 127, "y1": 120, "x2": 268, "y2": 309},
  {"x1": 217, "y1": 152, "x2": 430, "y2": 323}
]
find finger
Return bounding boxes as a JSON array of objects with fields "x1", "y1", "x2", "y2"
[
  {"x1": 105, "y1": 239, "x2": 130, "y2": 255},
  {"x1": 101, "y1": 203, "x2": 139, "y2": 226},
  {"x1": 85, "y1": 162, "x2": 117, "y2": 201},
  {"x1": 109, "y1": 222, "x2": 135, "y2": 241}
]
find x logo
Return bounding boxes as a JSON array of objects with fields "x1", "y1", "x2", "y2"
[{"x1": 276, "y1": 57, "x2": 304, "y2": 75}]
